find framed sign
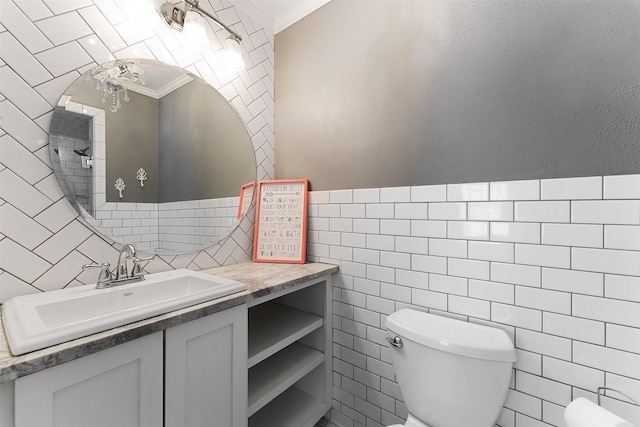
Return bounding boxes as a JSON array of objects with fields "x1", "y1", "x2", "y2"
[
  {"x1": 252, "y1": 179, "x2": 308, "y2": 263},
  {"x1": 237, "y1": 181, "x2": 255, "y2": 219}
]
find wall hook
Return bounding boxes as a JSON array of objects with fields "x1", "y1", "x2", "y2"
[
  {"x1": 115, "y1": 177, "x2": 125, "y2": 199},
  {"x1": 136, "y1": 168, "x2": 147, "y2": 187}
]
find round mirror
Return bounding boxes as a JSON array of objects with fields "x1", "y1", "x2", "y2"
[{"x1": 49, "y1": 58, "x2": 257, "y2": 255}]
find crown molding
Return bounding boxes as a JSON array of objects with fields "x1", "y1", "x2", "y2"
[
  {"x1": 230, "y1": 0, "x2": 274, "y2": 33},
  {"x1": 274, "y1": 0, "x2": 332, "y2": 33},
  {"x1": 124, "y1": 74, "x2": 193, "y2": 99}
]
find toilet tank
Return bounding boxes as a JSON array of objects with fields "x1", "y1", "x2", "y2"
[{"x1": 386, "y1": 309, "x2": 516, "y2": 427}]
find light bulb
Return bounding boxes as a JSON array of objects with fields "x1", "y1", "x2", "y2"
[
  {"x1": 224, "y1": 37, "x2": 245, "y2": 71},
  {"x1": 183, "y1": 10, "x2": 210, "y2": 50}
]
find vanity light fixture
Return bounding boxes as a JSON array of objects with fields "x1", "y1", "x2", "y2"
[
  {"x1": 160, "y1": 0, "x2": 245, "y2": 71},
  {"x1": 182, "y1": 8, "x2": 209, "y2": 50}
]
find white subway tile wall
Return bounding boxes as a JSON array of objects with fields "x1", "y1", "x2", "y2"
[
  {"x1": 82, "y1": 196, "x2": 241, "y2": 254},
  {"x1": 308, "y1": 175, "x2": 640, "y2": 427},
  {"x1": 0, "y1": 0, "x2": 274, "y2": 302}
]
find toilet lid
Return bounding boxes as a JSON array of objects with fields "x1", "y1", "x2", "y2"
[{"x1": 386, "y1": 309, "x2": 517, "y2": 362}]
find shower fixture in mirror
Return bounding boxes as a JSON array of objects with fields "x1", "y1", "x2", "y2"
[{"x1": 49, "y1": 58, "x2": 257, "y2": 255}]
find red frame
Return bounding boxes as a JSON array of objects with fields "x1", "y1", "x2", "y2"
[
  {"x1": 252, "y1": 179, "x2": 308, "y2": 263},
  {"x1": 237, "y1": 181, "x2": 255, "y2": 219}
]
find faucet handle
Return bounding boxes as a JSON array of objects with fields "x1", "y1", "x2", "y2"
[
  {"x1": 132, "y1": 256, "x2": 156, "y2": 277},
  {"x1": 83, "y1": 263, "x2": 112, "y2": 288}
]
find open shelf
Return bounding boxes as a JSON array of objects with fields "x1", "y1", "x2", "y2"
[
  {"x1": 248, "y1": 302, "x2": 323, "y2": 368},
  {"x1": 248, "y1": 386, "x2": 327, "y2": 427},
  {"x1": 246, "y1": 278, "x2": 331, "y2": 427},
  {"x1": 248, "y1": 342, "x2": 324, "y2": 416}
]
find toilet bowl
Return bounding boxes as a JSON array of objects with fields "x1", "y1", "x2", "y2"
[{"x1": 385, "y1": 309, "x2": 517, "y2": 427}]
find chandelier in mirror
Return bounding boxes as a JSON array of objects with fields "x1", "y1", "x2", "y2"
[{"x1": 88, "y1": 59, "x2": 146, "y2": 113}]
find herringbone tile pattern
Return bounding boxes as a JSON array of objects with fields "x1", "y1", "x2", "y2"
[{"x1": 0, "y1": 0, "x2": 274, "y2": 302}]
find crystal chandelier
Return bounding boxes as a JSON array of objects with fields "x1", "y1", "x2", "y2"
[{"x1": 88, "y1": 59, "x2": 145, "y2": 113}]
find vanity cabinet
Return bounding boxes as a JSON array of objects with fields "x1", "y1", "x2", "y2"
[
  {"x1": 10, "y1": 304, "x2": 247, "y2": 427},
  {"x1": 247, "y1": 276, "x2": 332, "y2": 427},
  {"x1": 0, "y1": 264, "x2": 337, "y2": 427},
  {"x1": 14, "y1": 332, "x2": 163, "y2": 427},
  {"x1": 165, "y1": 304, "x2": 247, "y2": 427}
]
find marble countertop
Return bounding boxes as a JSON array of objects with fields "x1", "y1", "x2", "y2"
[{"x1": 0, "y1": 262, "x2": 338, "y2": 383}]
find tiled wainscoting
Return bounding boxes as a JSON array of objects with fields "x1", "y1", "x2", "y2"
[
  {"x1": 307, "y1": 175, "x2": 640, "y2": 427},
  {"x1": 158, "y1": 197, "x2": 241, "y2": 253},
  {"x1": 85, "y1": 196, "x2": 241, "y2": 254}
]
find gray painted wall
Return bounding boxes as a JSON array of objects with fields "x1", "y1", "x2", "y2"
[
  {"x1": 275, "y1": 0, "x2": 640, "y2": 191},
  {"x1": 64, "y1": 77, "x2": 160, "y2": 203},
  {"x1": 65, "y1": 76, "x2": 256, "y2": 204},
  {"x1": 106, "y1": 90, "x2": 159, "y2": 203},
  {"x1": 158, "y1": 79, "x2": 257, "y2": 202}
]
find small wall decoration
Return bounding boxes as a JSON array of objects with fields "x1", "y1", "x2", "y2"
[
  {"x1": 237, "y1": 181, "x2": 255, "y2": 219},
  {"x1": 114, "y1": 177, "x2": 125, "y2": 199},
  {"x1": 253, "y1": 179, "x2": 308, "y2": 263},
  {"x1": 136, "y1": 168, "x2": 147, "y2": 187}
]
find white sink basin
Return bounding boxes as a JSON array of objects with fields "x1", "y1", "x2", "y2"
[{"x1": 2, "y1": 269, "x2": 247, "y2": 356}]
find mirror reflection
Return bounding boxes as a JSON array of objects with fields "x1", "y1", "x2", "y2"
[{"x1": 49, "y1": 59, "x2": 257, "y2": 255}]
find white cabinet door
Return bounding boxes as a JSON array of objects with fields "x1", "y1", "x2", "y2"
[
  {"x1": 165, "y1": 304, "x2": 248, "y2": 427},
  {"x1": 14, "y1": 331, "x2": 163, "y2": 427}
]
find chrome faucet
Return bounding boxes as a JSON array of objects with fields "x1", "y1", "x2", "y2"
[
  {"x1": 116, "y1": 243, "x2": 137, "y2": 280},
  {"x1": 83, "y1": 244, "x2": 155, "y2": 289},
  {"x1": 82, "y1": 262, "x2": 112, "y2": 289}
]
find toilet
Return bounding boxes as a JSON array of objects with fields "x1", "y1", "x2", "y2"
[{"x1": 385, "y1": 309, "x2": 517, "y2": 427}]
